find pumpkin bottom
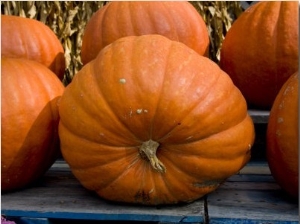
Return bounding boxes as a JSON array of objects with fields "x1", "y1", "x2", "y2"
[
  {"x1": 1, "y1": 127, "x2": 60, "y2": 192},
  {"x1": 268, "y1": 156, "x2": 298, "y2": 198},
  {"x1": 67, "y1": 149, "x2": 251, "y2": 206},
  {"x1": 95, "y1": 180, "x2": 225, "y2": 205},
  {"x1": 1, "y1": 146, "x2": 59, "y2": 192}
]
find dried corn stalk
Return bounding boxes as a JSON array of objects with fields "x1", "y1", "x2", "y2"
[
  {"x1": 1, "y1": 1, "x2": 243, "y2": 85},
  {"x1": 191, "y1": 1, "x2": 243, "y2": 63}
]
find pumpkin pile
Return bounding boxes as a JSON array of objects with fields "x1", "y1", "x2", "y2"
[
  {"x1": 1, "y1": 15, "x2": 65, "y2": 191},
  {"x1": 1, "y1": 1, "x2": 298, "y2": 206}
]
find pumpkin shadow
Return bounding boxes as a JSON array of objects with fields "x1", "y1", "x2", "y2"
[
  {"x1": 49, "y1": 52, "x2": 66, "y2": 81},
  {"x1": 1, "y1": 96, "x2": 62, "y2": 193}
]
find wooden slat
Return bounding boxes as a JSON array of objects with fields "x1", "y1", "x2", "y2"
[
  {"x1": 238, "y1": 161, "x2": 271, "y2": 175},
  {"x1": 207, "y1": 169, "x2": 298, "y2": 223},
  {"x1": 1, "y1": 165, "x2": 205, "y2": 223},
  {"x1": 248, "y1": 109, "x2": 270, "y2": 124},
  {"x1": 2, "y1": 160, "x2": 298, "y2": 223}
]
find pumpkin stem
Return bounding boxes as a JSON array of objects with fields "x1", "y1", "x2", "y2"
[{"x1": 139, "y1": 139, "x2": 166, "y2": 173}]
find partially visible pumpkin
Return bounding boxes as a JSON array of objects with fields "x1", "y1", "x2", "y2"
[
  {"x1": 59, "y1": 35, "x2": 255, "y2": 205},
  {"x1": 81, "y1": 1, "x2": 209, "y2": 65},
  {"x1": 1, "y1": 15, "x2": 66, "y2": 80},
  {"x1": 220, "y1": 1, "x2": 298, "y2": 109},
  {"x1": 267, "y1": 72, "x2": 298, "y2": 198},
  {"x1": 1, "y1": 57, "x2": 65, "y2": 191}
]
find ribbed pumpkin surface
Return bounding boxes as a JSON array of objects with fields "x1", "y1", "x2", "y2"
[
  {"x1": 220, "y1": 1, "x2": 298, "y2": 109},
  {"x1": 1, "y1": 57, "x2": 65, "y2": 191},
  {"x1": 1, "y1": 15, "x2": 65, "y2": 80},
  {"x1": 59, "y1": 35, "x2": 255, "y2": 205},
  {"x1": 267, "y1": 72, "x2": 298, "y2": 198},
  {"x1": 81, "y1": 1, "x2": 209, "y2": 64}
]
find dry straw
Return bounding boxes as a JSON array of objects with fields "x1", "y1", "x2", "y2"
[{"x1": 1, "y1": 1, "x2": 244, "y2": 85}]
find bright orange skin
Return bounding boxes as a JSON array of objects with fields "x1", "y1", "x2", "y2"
[
  {"x1": 81, "y1": 1, "x2": 209, "y2": 65},
  {"x1": 1, "y1": 58, "x2": 65, "y2": 191},
  {"x1": 220, "y1": 2, "x2": 298, "y2": 109},
  {"x1": 1, "y1": 15, "x2": 66, "y2": 80},
  {"x1": 267, "y1": 72, "x2": 298, "y2": 198},
  {"x1": 59, "y1": 35, "x2": 255, "y2": 205}
]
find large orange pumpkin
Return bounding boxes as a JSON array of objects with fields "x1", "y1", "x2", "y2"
[
  {"x1": 59, "y1": 35, "x2": 255, "y2": 205},
  {"x1": 81, "y1": 1, "x2": 209, "y2": 65},
  {"x1": 1, "y1": 15, "x2": 66, "y2": 80},
  {"x1": 267, "y1": 72, "x2": 298, "y2": 198},
  {"x1": 1, "y1": 57, "x2": 65, "y2": 191},
  {"x1": 220, "y1": 1, "x2": 298, "y2": 109}
]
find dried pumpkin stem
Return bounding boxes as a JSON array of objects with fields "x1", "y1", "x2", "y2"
[{"x1": 139, "y1": 139, "x2": 166, "y2": 173}]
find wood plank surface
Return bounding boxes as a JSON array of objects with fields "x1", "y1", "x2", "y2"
[
  {"x1": 248, "y1": 109, "x2": 270, "y2": 124},
  {"x1": 1, "y1": 162, "x2": 205, "y2": 223},
  {"x1": 207, "y1": 162, "x2": 298, "y2": 223},
  {"x1": 2, "y1": 161, "x2": 298, "y2": 223}
]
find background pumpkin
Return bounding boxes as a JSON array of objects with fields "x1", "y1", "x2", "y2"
[
  {"x1": 81, "y1": 1, "x2": 210, "y2": 65},
  {"x1": 1, "y1": 15, "x2": 66, "y2": 80},
  {"x1": 59, "y1": 35, "x2": 255, "y2": 205},
  {"x1": 267, "y1": 72, "x2": 298, "y2": 198},
  {"x1": 1, "y1": 57, "x2": 65, "y2": 191},
  {"x1": 219, "y1": 1, "x2": 298, "y2": 109}
]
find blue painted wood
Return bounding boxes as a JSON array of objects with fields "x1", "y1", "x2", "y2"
[
  {"x1": 10, "y1": 217, "x2": 51, "y2": 224},
  {"x1": 209, "y1": 218, "x2": 299, "y2": 224},
  {"x1": 3, "y1": 211, "x2": 203, "y2": 223}
]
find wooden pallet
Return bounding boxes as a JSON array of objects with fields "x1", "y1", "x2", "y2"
[{"x1": 1, "y1": 111, "x2": 299, "y2": 224}]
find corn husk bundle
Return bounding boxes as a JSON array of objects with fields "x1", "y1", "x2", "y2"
[{"x1": 1, "y1": 1, "x2": 244, "y2": 85}]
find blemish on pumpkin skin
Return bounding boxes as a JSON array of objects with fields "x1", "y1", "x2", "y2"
[
  {"x1": 119, "y1": 78, "x2": 126, "y2": 84},
  {"x1": 283, "y1": 86, "x2": 293, "y2": 96},
  {"x1": 276, "y1": 130, "x2": 281, "y2": 136},
  {"x1": 136, "y1": 109, "x2": 143, "y2": 114},
  {"x1": 149, "y1": 188, "x2": 154, "y2": 194},
  {"x1": 278, "y1": 102, "x2": 285, "y2": 110},
  {"x1": 185, "y1": 136, "x2": 193, "y2": 140},
  {"x1": 134, "y1": 190, "x2": 151, "y2": 202},
  {"x1": 193, "y1": 179, "x2": 223, "y2": 188},
  {"x1": 277, "y1": 117, "x2": 284, "y2": 123}
]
